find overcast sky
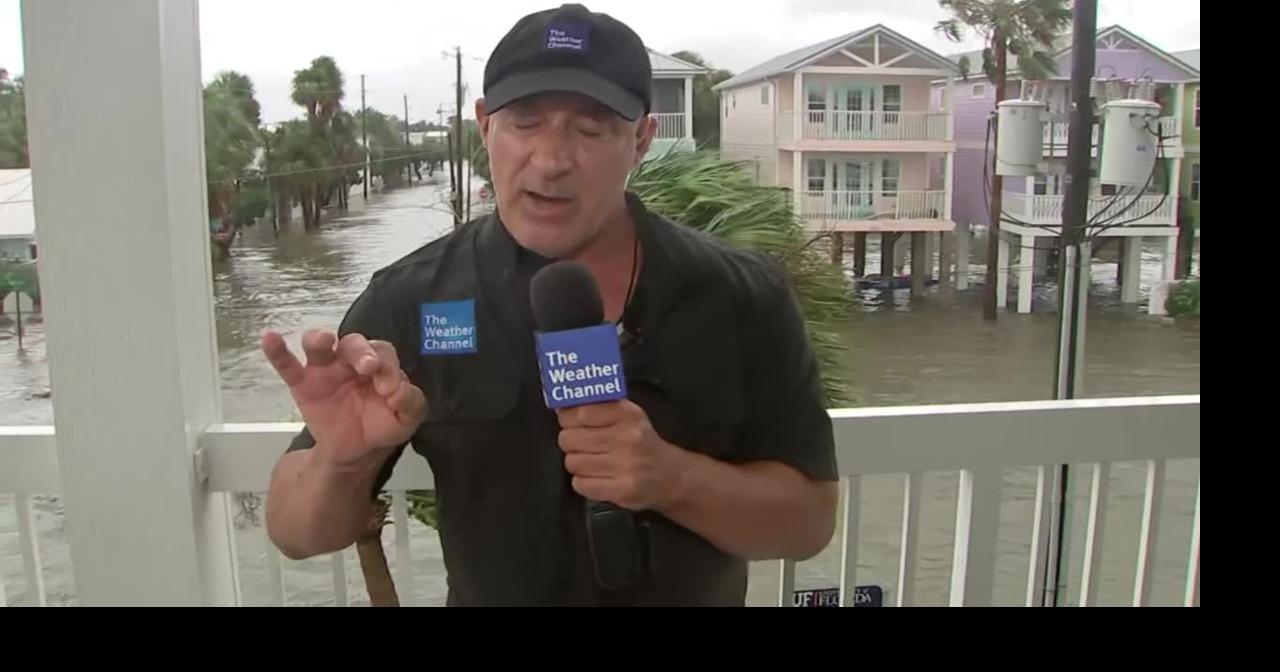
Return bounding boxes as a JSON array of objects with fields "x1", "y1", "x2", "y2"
[{"x1": 1, "y1": 0, "x2": 1199, "y2": 125}]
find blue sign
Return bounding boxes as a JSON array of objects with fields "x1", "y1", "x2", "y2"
[
  {"x1": 534, "y1": 324, "x2": 627, "y2": 409},
  {"x1": 420, "y1": 300, "x2": 477, "y2": 355},
  {"x1": 793, "y1": 586, "x2": 883, "y2": 608}
]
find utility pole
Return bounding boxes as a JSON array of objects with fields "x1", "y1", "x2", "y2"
[
  {"x1": 1043, "y1": 0, "x2": 1098, "y2": 608},
  {"x1": 404, "y1": 94, "x2": 412, "y2": 184},
  {"x1": 465, "y1": 123, "x2": 472, "y2": 223},
  {"x1": 361, "y1": 74, "x2": 369, "y2": 200},
  {"x1": 454, "y1": 46, "x2": 465, "y2": 228}
]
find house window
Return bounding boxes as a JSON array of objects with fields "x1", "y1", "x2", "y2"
[
  {"x1": 1194, "y1": 88, "x2": 1200, "y2": 128},
  {"x1": 972, "y1": 83, "x2": 986, "y2": 97},
  {"x1": 807, "y1": 89, "x2": 826, "y2": 111},
  {"x1": 883, "y1": 85, "x2": 902, "y2": 113},
  {"x1": 882, "y1": 159, "x2": 900, "y2": 194},
  {"x1": 807, "y1": 159, "x2": 826, "y2": 192},
  {"x1": 761, "y1": 85, "x2": 769, "y2": 105},
  {"x1": 1191, "y1": 163, "x2": 1200, "y2": 201},
  {"x1": 1100, "y1": 183, "x2": 1118, "y2": 196},
  {"x1": 1034, "y1": 175, "x2": 1048, "y2": 195}
]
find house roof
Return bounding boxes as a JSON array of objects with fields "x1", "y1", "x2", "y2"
[
  {"x1": 713, "y1": 24, "x2": 957, "y2": 92},
  {"x1": 947, "y1": 25, "x2": 1199, "y2": 81},
  {"x1": 0, "y1": 169, "x2": 35, "y2": 240},
  {"x1": 1172, "y1": 49, "x2": 1200, "y2": 71},
  {"x1": 649, "y1": 49, "x2": 708, "y2": 77}
]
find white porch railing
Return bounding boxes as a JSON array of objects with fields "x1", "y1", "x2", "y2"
[
  {"x1": 1004, "y1": 191, "x2": 1177, "y2": 227},
  {"x1": 651, "y1": 113, "x2": 686, "y2": 140},
  {"x1": 780, "y1": 111, "x2": 950, "y2": 142},
  {"x1": 801, "y1": 190, "x2": 947, "y2": 222},
  {"x1": 0, "y1": 396, "x2": 1200, "y2": 607},
  {"x1": 1042, "y1": 116, "x2": 1179, "y2": 152}
]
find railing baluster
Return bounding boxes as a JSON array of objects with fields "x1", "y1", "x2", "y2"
[
  {"x1": 265, "y1": 536, "x2": 286, "y2": 607},
  {"x1": 839, "y1": 475, "x2": 861, "y2": 606},
  {"x1": 1078, "y1": 462, "x2": 1111, "y2": 607},
  {"x1": 1132, "y1": 459, "x2": 1166, "y2": 607},
  {"x1": 393, "y1": 490, "x2": 413, "y2": 607},
  {"x1": 950, "y1": 468, "x2": 1002, "y2": 607},
  {"x1": 1184, "y1": 480, "x2": 1199, "y2": 607},
  {"x1": 896, "y1": 473, "x2": 921, "y2": 607},
  {"x1": 15, "y1": 495, "x2": 46, "y2": 607},
  {"x1": 777, "y1": 559, "x2": 796, "y2": 608},
  {"x1": 331, "y1": 551, "x2": 349, "y2": 607},
  {"x1": 1026, "y1": 465, "x2": 1054, "y2": 607}
]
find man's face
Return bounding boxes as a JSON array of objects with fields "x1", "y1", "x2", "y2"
[{"x1": 478, "y1": 92, "x2": 656, "y2": 259}]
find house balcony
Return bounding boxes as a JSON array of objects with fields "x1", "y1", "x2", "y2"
[
  {"x1": 1041, "y1": 116, "x2": 1180, "y2": 157},
  {"x1": 1002, "y1": 191, "x2": 1177, "y2": 235},
  {"x1": 779, "y1": 111, "x2": 954, "y2": 152},
  {"x1": 799, "y1": 189, "x2": 951, "y2": 232}
]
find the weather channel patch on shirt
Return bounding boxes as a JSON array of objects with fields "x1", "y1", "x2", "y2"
[{"x1": 420, "y1": 300, "x2": 477, "y2": 355}]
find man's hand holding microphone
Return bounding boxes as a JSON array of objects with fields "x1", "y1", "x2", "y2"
[{"x1": 260, "y1": 328, "x2": 427, "y2": 560}]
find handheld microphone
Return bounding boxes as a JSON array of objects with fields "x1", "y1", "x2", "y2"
[{"x1": 530, "y1": 261, "x2": 643, "y2": 591}]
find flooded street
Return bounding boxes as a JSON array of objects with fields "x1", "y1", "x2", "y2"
[{"x1": 1, "y1": 181, "x2": 1199, "y2": 606}]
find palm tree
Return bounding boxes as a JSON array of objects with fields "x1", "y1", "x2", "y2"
[
  {"x1": 935, "y1": 0, "x2": 1070, "y2": 320},
  {"x1": 203, "y1": 87, "x2": 260, "y2": 256},
  {"x1": 291, "y1": 57, "x2": 347, "y2": 229},
  {"x1": 0, "y1": 68, "x2": 27, "y2": 169}
]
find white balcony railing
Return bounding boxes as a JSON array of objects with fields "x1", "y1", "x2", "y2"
[
  {"x1": 1004, "y1": 191, "x2": 1176, "y2": 227},
  {"x1": 801, "y1": 190, "x2": 947, "y2": 222},
  {"x1": 0, "y1": 396, "x2": 1200, "y2": 607},
  {"x1": 1042, "y1": 116, "x2": 1180, "y2": 152},
  {"x1": 651, "y1": 112, "x2": 686, "y2": 140},
  {"x1": 777, "y1": 110, "x2": 950, "y2": 142}
]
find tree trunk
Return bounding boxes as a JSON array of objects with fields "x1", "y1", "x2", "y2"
[
  {"x1": 985, "y1": 31, "x2": 1008, "y2": 321},
  {"x1": 1176, "y1": 206, "x2": 1195, "y2": 278}
]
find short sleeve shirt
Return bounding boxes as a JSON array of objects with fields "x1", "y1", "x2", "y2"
[{"x1": 288, "y1": 193, "x2": 837, "y2": 606}]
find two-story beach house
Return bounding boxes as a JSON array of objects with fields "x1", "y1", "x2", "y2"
[
  {"x1": 714, "y1": 25, "x2": 960, "y2": 282},
  {"x1": 647, "y1": 49, "x2": 705, "y2": 160},
  {"x1": 943, "y1": 26, "x2": 1200, "y2": 314}
]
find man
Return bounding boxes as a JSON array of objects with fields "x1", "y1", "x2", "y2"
[{"x1": 262, "y1": 3, "x2": 838, "y2": 606}]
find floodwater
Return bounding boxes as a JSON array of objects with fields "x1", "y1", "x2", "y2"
[{"x1": 1, "y1": 181, "x2": 1199, "y2": 607}]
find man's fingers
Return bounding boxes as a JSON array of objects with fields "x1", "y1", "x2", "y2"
[
  {"x1": 387, "y1": 373, "x2": 427, "y2": 424},
  {"x1": 261, "y1": 330, "x2": 305, "y2": 387},
  {"x1": 558, "y1": 427, "x2": 611, "y2": 454},
  {"x1": 564, "y1": 452, "x2": 614, "y2": 478},
  {"x1": 556, "y1": 401, "x2": 629, "y2": 429},
  {"x1": 571, "y1": 476, "x2": 617, "y2": 503},
  {"x1": 335, "y1": 332, "x2": 381, "y2": 377},
  {"x1": 367, "y1": 340, "x2": 402, "y2": 396},
  {"x1": 302, "y1": 329, "x2": 340, "y2": 367}
]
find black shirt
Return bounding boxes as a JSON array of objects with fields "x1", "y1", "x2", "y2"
[{"x1": 288, "y1": 193, "x2": 837, "y2": 606}]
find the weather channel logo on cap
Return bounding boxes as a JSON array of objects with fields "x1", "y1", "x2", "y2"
[
  {"x1": 420, "y1": 300, "x2": 477, "y2": 355},
  {"x1": 545, "y1": 20, "x2": 590, "y2": 52}
]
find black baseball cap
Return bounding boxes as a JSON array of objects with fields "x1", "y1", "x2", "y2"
[{"x1": 484, "y1": 4, "x2": 652, "y2": 121}]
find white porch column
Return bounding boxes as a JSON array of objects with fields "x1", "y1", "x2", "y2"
[
  {"x1": 683, "y1": 76, "x2": 694, "y2": 141},
  {"x1": 996, "y1": 234, "x2": 1010, "y2": 308},
  {"x1": 956, "y1": 222, "x2": 970, "y2": 290},
  {"x1": 793, "y1": 150, "x2": 804, "y2": 215},
  {"x1": 23, "y1": 0, "x2": 239, "y2": 606},
  {"x1": 1121, "y1": 237, "x2": 1143, "y2": 304},
  {"x1": 1018, "y1": 235, "x2": 1036, "y2": 313},
  {"x1": 794, "y1": 72, "x2": 804, "y2": 142}
]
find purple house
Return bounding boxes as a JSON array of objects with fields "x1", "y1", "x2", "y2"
[{"x1": 937, "y1": 25, "x2": 1200, "y2": 314}]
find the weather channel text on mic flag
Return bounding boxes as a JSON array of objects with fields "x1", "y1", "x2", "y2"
[{"x1": 535, "y1": 324, "x2": 628, "y2": 409}]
